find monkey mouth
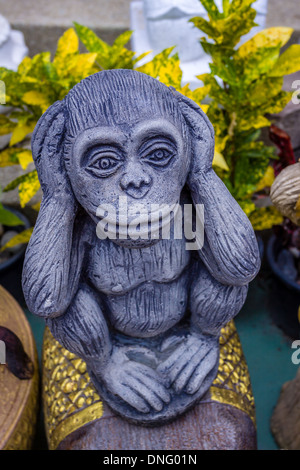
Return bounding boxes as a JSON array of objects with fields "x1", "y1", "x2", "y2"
[{"x1": 96, "y1": 199, "x2": 180, "y2": 242}]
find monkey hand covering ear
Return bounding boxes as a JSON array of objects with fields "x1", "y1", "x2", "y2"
[{"x1": 22, "y1": 70, "x2": 260, "y2": 424}]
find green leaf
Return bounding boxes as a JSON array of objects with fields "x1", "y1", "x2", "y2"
[
  {"x1": 237, "y1": 27, "x2": 293, "y2": 58},
  {"x1": 0, "y1": 115, "x2": 16, "y2": 136},
  {"x1": 113, "y1": 31, "x2": 132, "y2": 48},
  {"x1": 269, "y1": 45, "x2": 300, "y2": 77},
  {"x1": 190, "y1": 17, "x2": 220, "y2": 38},
  {"x1": 17, "y1": 150, "x2": 33, "y2": 170},
  {"x1": 249, "y1": 206, "x2": 283, "y2": 230},
  {"x1": 3, "y1": 171, "x2": 41, "y2": 208},
  {"x1": 213, "y1": 151, "x2": 230, "y2": 171},
  {"x1": 0, "y1": 227, "x2": 33, "y2": 252},
  {"x1": 55, "y1": 28, "x2": 79, "y2": 59},
  {"x1": 238, "y1": 115, "x2": 271, "y2": 131},
  {"x1": 0, "y1": 148, "x2": 20, "y2": 167},
  {"x1": 0, "y1": 205, "x2": 25, "y2": 226},
  {"x1": 199, "y1": 0, "x2": 222, "y2": 20},
  {"x1": 238, "y1": 199, "x2": 256, "y2": 217},
  {"x1": 22, "y1": 90, "x2": 51, "y2": 113},
  {"x1": 74, "y1": 22, "x2": 110, "y2": 55},
  {"x1": 18, "y1": 171, "x2": 41, "y2": 207},
  {"x1": 9, "y1": 120, "x2": 36, "y2": 146},
  {"x1": 236, "y1": 45, "x2": 281, "y2": 83},
  {"x1": 74, "y1": 23, "x2": 136, "y2": 70}
]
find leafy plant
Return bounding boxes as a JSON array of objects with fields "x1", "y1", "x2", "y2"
[
  {"x1": 0, "y1": 186, "x2": 24, "y2": 227},
  {"x1": 190, "y1": 0, "x2": 300, "y2": 227},
  {"x1": 0, "y1": 25, "x2": 205, "y2": 250}
]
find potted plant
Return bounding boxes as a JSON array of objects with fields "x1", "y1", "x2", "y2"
[{"x1": 265, "y1": 126, "x2": 300, "y2": 338}]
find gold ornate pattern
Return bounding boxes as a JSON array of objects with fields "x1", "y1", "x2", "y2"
[
  {"x1": 210, "y1": 320, "x2": 255, "y2": 425},
  {"x1": 43, "y1": 320, "x2": 255, "y2": 450},
  {"x1": 43, "y1": 329, "x2": 103, "y2": 450}
]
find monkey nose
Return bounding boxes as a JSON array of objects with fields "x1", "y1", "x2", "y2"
[{"x1": 120, "y1": 173, "x2": 152, "y2": 199}]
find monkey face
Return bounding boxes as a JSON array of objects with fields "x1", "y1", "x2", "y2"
[{"x1": 69, "y1": 117, "x2": 190, "y2": 247}]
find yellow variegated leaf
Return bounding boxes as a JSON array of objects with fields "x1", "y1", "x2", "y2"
[
  {"x1": 0, "y1": 228, "x2": 33, "y2": 252},
  {"x1": 212, "y1": 150, "x2": 229, "y2": 171},
  {"x1": 255, "y1": 165, "x2": 275, "y2": 191},
  {"x1": 239, "y1": 200, "x2": 256, "y2": 217},
  {"x1": 269, "y1": 45, "x2": 300, "y2": 77},
  {"x1": 0, "y1": 148, "x2": 19, "y2": 167},
  {"x1": 31, "y1": 201, "x2": 41, "y2": 212},
  {"x1": 248, "y1": 77, "x2": 283, "y2": 106},
  {"x1": 249, "y1": 206, "x2": 283, "y2": 231},
  {"x1": 22, "y1": 91, "x2": 51, "y2": 113},
  {"x1": 17, "y1": 149, "x2": 33, "y2": 170},
  {"x1": 215, "y1": 134, "x2": 229, "y2": 154},
  {"x1": 64, "y1": 53, "x2": 97, "y2": 80},
  {"x1": 295, "y1": 196, "x2": 300, "y2": 219},
  {"x1": 55, "y1": 28, "x2": 79, "y2": 59},
  {"x1": 237, "y1": 27, "x2": 293, "y2": 58},
  {"x1": 136, "y1": 48, "x2": 175, "y2": 78},
  {"x1": 9, "y1": 121, "x2": 36, "y2": 146},
  {"x1": 180, "y1": 84, "x2": 210, "y2": 107},
  {"x1": 200, "y1": 104, "x2": 209, "y2": 113},
  {"x1": 17, "y1": 56, "x2": 32, "y2": 75},
  {"x1": 0, "y1": 115, "x2": 16, "y2": 136},
  {"x1": 18, "y1": 171, "x2": 41, "y2": 207},
  {"x1": 238, "y1": 115, "x2": 270, "y2": 131}
]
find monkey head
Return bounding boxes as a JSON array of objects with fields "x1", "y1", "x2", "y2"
[
  {"x1": 65, "y1": 71, "x2": 194, "y2": 247},
  {"x1": 31, "y1": 69, "x2": 215, "y2": 248}
]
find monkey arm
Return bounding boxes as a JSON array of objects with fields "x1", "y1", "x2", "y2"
[
  {"x1": 188, "y1": 168, "x2": 261, "y2": 286},
  {"x1": 22, "y1": 193, "x2": 82, "y2": 318},
  {"x1": 189, "y1": 260, "x2": 248, "y2": 337},
  {"x1": 47, "y1": 283, "x2": 112, "y2": 368}
]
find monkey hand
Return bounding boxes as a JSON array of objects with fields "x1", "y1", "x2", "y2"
[
  {"x1": 157, "y1": 332, "x2": 219, "y2": 395},
  {"x1": 32, "y1": 104, "x2": 75, "y2": 202},
  {"x1": 101, "y1": 346, "x2": 171, "y2": 414}
]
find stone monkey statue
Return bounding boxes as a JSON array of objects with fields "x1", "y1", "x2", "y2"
[{"x1": 22, "y1": 70, "x2": 260, "y2": 424}]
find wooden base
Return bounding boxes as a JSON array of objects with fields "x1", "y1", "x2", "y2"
[
  {"x1": 0, "y1": 285, "x2": 39, "y2": 450},
  {"x1": 57, "y1": 400, "x2": 256, "y2": 450}
]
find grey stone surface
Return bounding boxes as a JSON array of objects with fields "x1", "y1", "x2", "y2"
[
  {"x1": 0, "y1": 0, "x2": 132, "y2": 56},
  {"x1": 22, "y1": 69, "x2": 260, "y2": 424},
  {"x1": 265, "y1": 0, "x2": 300, "y2": 31}
]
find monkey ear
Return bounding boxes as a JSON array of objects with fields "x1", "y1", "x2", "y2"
[
  {"x1": 170, "y1": 88, "x2": 260, "y2": 286},
  {"x1": 170, "y1": 87, "x2": 215, "y2": 173},
  {"x1": 31, "y1": 100, "x2": 69, "y2": 197}
]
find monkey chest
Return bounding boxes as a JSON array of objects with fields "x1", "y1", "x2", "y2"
[{"x1": 87, "y1": 237, "x2": 191, "y2": 295}]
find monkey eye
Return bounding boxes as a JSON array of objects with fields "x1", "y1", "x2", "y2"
[
  {"x1": 142, "y1": 148, "x2": 175, "y2": 168},
  {"x1": 86, "y1": 148, "x2": 123, "y2": 177}
]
